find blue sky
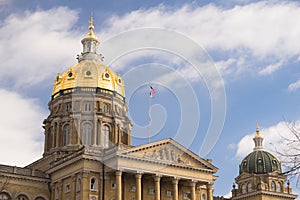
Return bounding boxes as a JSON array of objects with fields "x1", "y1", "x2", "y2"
[{"x1": 0, "y1": 0, "x2": 300, "y2": 197}]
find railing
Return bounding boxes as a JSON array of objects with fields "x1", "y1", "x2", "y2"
[{"x1": 52, "y1": 87, "x2": 125, "y2": 102}]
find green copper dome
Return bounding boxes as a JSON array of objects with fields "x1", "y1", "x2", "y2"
[
  {"x1": 239, "y1": 124, "x2": 282, "y2": 175},
  {"x1": 239, "y1": 150, "x2": 282, "y2": 174}
]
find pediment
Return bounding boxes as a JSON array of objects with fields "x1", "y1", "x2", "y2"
[{"x1": 119, "y1": 138, "x2": 217, "y2": 172}]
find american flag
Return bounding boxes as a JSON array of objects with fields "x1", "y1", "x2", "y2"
[{"x1": 149, "y1": 86, "x2": 157, "y2": 98}]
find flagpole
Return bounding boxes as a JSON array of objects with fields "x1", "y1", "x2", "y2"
[{"x1": 148, "y1": 83, "x2": 151, "y2": 143}]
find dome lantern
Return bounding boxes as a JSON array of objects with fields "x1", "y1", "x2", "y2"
[
  {"x1": 78, "y1": 16, "x2": 103, "y2": 62},
  {"x1": 253, "y1": 123, "x2": 264, "y2": 151}
]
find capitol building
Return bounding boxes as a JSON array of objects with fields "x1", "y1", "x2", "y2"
[{"x1": 0, "y1": 18, "x2": 297, "y2": 200}]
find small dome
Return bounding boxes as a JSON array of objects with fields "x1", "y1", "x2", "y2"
[
  {"x1": 239, "y1": 124, "x2": 282, "y2": 174},
  {"x1": 239, "y1": 150, "x2": 282, "y2": 174}
]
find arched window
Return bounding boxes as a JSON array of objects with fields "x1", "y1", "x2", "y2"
[
  {"x1": 276, "y1": 182, "x2": 281, "y2": 192},
  {"x1": 77, "y1": 178, "x2": 81, "y2": 192},
  {"x1": 0, "y1": 193, "x2": 10, "y2": 200},
  {"x1": 55, "y1": 188, "x2": 59, "y2": 200},
  {"x1": 90, "y1": 177, "x2": 98, "y2": 190},
  {"x1": 247, "y1": 182, "x2": 252, "y2": 192},
  {"x1": 82, "y1": 123, "x2": 92, "y2": 145},
  {"x1": 63, "y1": 124, "x2": 70, "y2": 146},
  {"x1": 102, "y1": 125, "x2": 110, "y2": 148},
  {"x1": 242, "y1": 184, "x2": 246, "y2": 193},
  {"x1": 34, "y1": 197, "x2": 46, "y2": 200},
  {"x1": 201, "y1": 193, "x2": 206, "y2": 200},
  {"x1": 16, "y1": 194, "x2": 29, "y2": 200},
  {"x1": 271, "y1": 181, "x2": 276, "y2": 191}
]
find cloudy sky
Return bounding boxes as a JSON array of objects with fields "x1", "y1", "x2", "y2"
[{"x1": 0, "y1": 0, "x2": 300, "y2": 197}]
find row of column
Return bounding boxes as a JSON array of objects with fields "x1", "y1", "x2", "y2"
[{"x1": 115, "y1": 171, "x2": 213, "y2": 200}]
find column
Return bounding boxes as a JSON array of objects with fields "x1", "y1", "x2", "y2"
[
  {"x1": 207, "y1": 183, "x2": 213, "y2": 200},
  {"x1": 93, "y1": 118, "x2": 97, "y2": 145},
  {"x1": 172, "y1": 178, "x2": 179, "y2": 200},
  {"x1": 190, "y1": 181, "x2": 196, "y2": 200},
  {"x1": 135, "y1": 173, "x2": 142, "y2": 200},
  {"x1": 71, "y1": 175, "x2": 76, "y2": 200},
  {"x1": 77, "y1": 119, "x2": 81, "y2": 144},
  {"x1": 58, "y1": 181, "x2": 63, "y2": 200},
  {"x1": 116, "y1": 171, "x2": 122, "y2": 200},
  {"x1": 154, "y1": 175, "x2": 161, "y2": 200},
  {"x1": 82, "y1": 171, "x2": 89, "y2": 198}
]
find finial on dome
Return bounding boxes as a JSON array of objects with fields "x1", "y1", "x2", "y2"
[
  {"x1": 253, "y1": 123, "x2": 263, "y2": 150},
  {"x1": 89, "y1": 14, "x2": 95, "y2": 31},
  {"x1": 255, "y1": 123, "x2": 261, "y2": 137}
]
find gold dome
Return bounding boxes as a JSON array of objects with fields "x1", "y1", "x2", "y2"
[
  {"x1": 51, "y1": 17, "x2": 125, "y2": 99},
  {"x1": 52, "y1": 61, "x2": 124, "y2": 98}
]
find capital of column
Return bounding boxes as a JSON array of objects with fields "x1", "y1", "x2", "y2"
[
  {"x1": 207, "y1": 183, "x2": 213, "y2": 189},
  {"x1": 71, "y1": 174, "x2": 76, "y2": 181},
  {"x1": 116, "y1": 170, "x2": 122, "y2": 176},
  {"x1": 82, "y1": 171, "x2": 90, "y2": 178},
  {"x1": 154, "y1": 175, "x2": 161, "y2": 182},
  {"x1": 135, "y1": 173, "x2": 143, "y2": 179},
  {"x1": 189, "y1": 180, "x2": 197, "y2": 187},
  {"x1": 172, "y1": 177, "x2": 180, "y2": 184}
]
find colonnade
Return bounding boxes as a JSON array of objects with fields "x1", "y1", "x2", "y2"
[{"x1": 114, "y1": 171, "x2": 213, "y2": 200}]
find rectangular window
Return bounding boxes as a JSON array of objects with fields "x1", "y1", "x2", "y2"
[
  {"x1": 84, "y1": 102, "x2": 91, "y2": 112},
  {"x1": 130, "y1": 185, "x2": 136, "y2": 192},
  {"x1": 184, "y1": 192, "x2": 191, "y2": 199},
  {"x1": 66, "y1": 104, "x2": 72, "y2": 112},
  {"x1": 149, "y1": 188, "x2": 155, "y2": 195},
  {"x1": 166, "y1": 190, "x2": 173, "y2": 197},
  {"x1": 111, "y1": 182, "x2": 116, "y2": 189},
  {"x1": 65, "y1": 184, "x2": 70, "y2": 193}
]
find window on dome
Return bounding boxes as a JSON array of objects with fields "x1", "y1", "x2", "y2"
[
  {"x1": 257, "y1": 159, "x2": 263, "y2": 172},
  {"x1": 105, "y1": 73, "x2": 110, "y2": 78},
  {"x1": 86, "y1": 71, "x2": 91, "y2": 76},
  {"x1": 82, "y1": 123, "x2": 92, "y2": 145},
  {"x1": 242, "y1": 184, "x2": 246, "y2": 193},
  {"x1": 63, "y1": 124, "x2": 70, "y2": 146},
  {"x1": 276, "y1": 182, "x2": 281, "y2": 192},
  {"x1": 271, "y1": 181, "x2": 276, "y2": 191},
  {"x1": 66, "y1": 103, "x2": 72, "y2": 112},
  {"x1": 272, "y1": 160, "x2": 278, "y2": 170},
  {"x1": 104, "y1": 104, "x2": 109, "y2": 113},
  {"x1": 247, "y1": 183, "x2": 252, "y2": 192},
  {"x1": 84, "y1": 102, "x2": 92, "y2": 112},
  {"x1": 102, "y1": 125, "x2": 110, "y2": 148}
]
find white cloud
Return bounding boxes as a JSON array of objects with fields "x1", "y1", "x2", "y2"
[
  {"x1": 100, "y1": 2, "x2": 300, "y2": 76},
  {"x1": 0, "y1": 89, "x2": 47, "y2": 166},
  {"x1": 288, "y1": 79, "x2": 300, "y2": 92},
  {"x1": 259, "y1": 60, "x2": 284, "y2": 75},
  {"x1": 0, "y1": 7, "x2": 81, "y2": 88},
  {"x1": 235, "y1": 121, "x2": 300, "y2": 159}
]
